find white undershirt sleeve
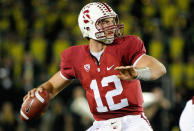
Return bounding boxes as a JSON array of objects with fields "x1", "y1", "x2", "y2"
[
  {"x1": 133, "y1": 54, "x2": 145, "y2": 67},
  {"x1": 60, "y1": 71, "x2": 69, "y2": 80}
]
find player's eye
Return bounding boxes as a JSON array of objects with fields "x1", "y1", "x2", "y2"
[
  {"x1": 102, "y1": 20, "x2": 108, "y2": 24},
  {"x1": 103, "y1": 20, "x2": 113, "y2": 25}
]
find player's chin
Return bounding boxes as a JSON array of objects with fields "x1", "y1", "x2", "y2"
[{"x1": 107, "y1": 34, "x2": 114, "y2": 38}]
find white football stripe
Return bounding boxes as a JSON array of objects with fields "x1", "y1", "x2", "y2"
[
  {"x1": 35, "y1": 91, "x2": 45, "y2": 103},
  {"x1": 20, "y1": 110, "x2": 29, "y2": 120},
  {"x1": 133, "y1": 54, "x2": 145, "y2": 67}
]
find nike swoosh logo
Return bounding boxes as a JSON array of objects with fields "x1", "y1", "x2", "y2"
[
  {"x1": 25, "y1": 99, "x2": 34, "y2": 113},
  {"x1": 107, "y1": 65, "x2": 114, "y2": 70}
]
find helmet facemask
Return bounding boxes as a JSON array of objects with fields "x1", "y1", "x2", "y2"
[{"x1": 95, "y1": 17, "x2": 124, "y2": 44}]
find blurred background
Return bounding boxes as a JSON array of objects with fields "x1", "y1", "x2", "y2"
[{"x1": 0, "y1": 0, "x2": 194, "y2": 130}]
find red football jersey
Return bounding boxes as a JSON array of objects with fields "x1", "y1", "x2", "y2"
[{"x1": 60, "y1": 35, "x2": 146, "y2": 121}]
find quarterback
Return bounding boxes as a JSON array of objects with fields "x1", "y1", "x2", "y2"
[{"x1": 24, "y1": 2, "x2": 166, "y2": 131}]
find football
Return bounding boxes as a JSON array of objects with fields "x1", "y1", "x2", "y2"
[{"x1": 20, "y1": 90, "x2": 50, "y2": 121}]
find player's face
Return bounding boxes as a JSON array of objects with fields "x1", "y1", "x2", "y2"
[{"x1": 98, "y1": 17, "x2": 116, "y2": 39}]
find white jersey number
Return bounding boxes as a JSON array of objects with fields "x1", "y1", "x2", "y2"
[{"x1": 90, "y1": 75, "x2": 129, "y2": 112}]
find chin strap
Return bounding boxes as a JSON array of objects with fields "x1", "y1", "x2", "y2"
[{"x1": 103, "y1": 38, "x2": 114, "y2": 44}]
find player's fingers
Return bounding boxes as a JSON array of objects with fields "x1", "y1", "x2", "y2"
[
  {"x1": 115, "y1": 69, "x2": 128, "y2": 79},
  {"x1": 117, "y1": 74, "x2": 132, "y2": 80},
  {"x1": 115, "y1": 67, "x2": 127, "y2": 73},
  {"x1": 130, "y1": 66, "x2": 136, "y2": 72},
  {"x1": 118, "y1": 69, "x2": 126, "y2": 74},
  {"x1": 125, "y1": 66, "x2": 133, "y2": 69},
  {"x1": 29, "y1": 88, "x2": 37, "y2": 98},
  {"x1": 124, "y1": 66, "x2": 136, "y2": 72},
  {"x1": 115, "y1": 66, "x2": 133, "y2": 70},
  {"x1": 23, "y1": 95, "x2": 28, "y2": 101},
  {"x1": 117, "y1": 75, "x2": 128, "y2": 80},
  {"x1": 37, "y1": 87, "x2": 43, "y2": 92},
  {"x1": 115, "y1": 66, "x2": 125, "y2": 70},
  {"x1": 115, "y1": 66, "x2": 135, "y2": 75}
]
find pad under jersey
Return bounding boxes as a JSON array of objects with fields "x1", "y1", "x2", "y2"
[{"x1": 60, "y1": 35, "x2": 146, "y2": 121}]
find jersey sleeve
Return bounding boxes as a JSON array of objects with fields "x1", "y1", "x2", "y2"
[
  {"x1": 60, "y1": 48, "x2": 76, "y2": 79},
  {"x1": 127, "y1": 36, "x2": 146, "y2": 65}
]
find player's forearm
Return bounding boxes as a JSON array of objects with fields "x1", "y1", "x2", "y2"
[
  {"x1": 37, "y1": 71, "x2": 73, "y2": 99},
  {"x1": 149, "y1": 61, "x2": 166, "y2": 80},
  {"x1": 135, "y1": 55, "x2": 166, "y2": 81},
  {"x1": 38, "y1": 80, "x2": 72, "y2": 99}
]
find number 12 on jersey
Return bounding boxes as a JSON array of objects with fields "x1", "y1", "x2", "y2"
[{"x1": 90, "y1": 75, "x2": 129, "y2": 112}]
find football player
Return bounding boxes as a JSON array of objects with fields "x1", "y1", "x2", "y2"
[
  {"x1": 23, "y1": 2, "x2": 166, "y2": 131},
  {"x1": 179, "y1": 97, "x2": 194, "y2": 131}
]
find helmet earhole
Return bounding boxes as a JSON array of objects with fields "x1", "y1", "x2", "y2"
[
  {"x1": 86, "y1": 27, "x2": 90, "y2": 31},
  {"x1": 84, "y1": 27, "x2": 90, "y2": 31}
]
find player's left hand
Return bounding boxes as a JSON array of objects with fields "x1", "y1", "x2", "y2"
[{"x1": 115, "y1": 66, "x2": 138, "y2": 80}]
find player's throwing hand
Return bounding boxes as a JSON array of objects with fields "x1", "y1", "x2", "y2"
[{"x1": 23, "y1": 87, "x2": 43, "y2": 101}]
